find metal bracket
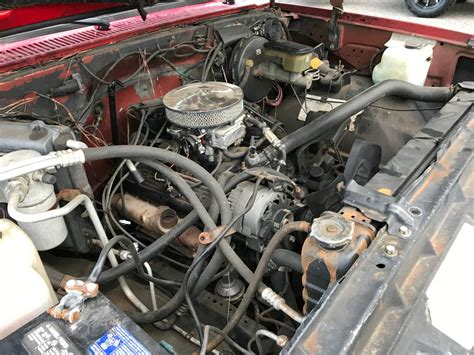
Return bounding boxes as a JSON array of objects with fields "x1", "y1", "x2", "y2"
[
  {"x1": 199, "y1": 225, "x2": 236, "y2": 245},
  {"x1": 107, "y1": 80, "x2": 124, "y2": 146},
  {"x1": 343, "y1": 181, "x2": 423, "y2": 237}
]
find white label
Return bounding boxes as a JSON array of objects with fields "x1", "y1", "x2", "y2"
[{"x1": 426, "y1": 222, "x2": 474, "y2": 350}]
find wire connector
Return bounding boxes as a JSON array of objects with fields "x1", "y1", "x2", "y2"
[{"x1": 48, "y1": 279, "x2": 99, "y2": 323}]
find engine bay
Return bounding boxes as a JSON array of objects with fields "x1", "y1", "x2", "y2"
[{"x1": 0, "y1": 5, "x2": 473, "y2": 354}]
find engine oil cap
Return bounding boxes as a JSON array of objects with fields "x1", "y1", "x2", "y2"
[{"x1": 310, "y1": 211, "x2": 354, "y2": 249}]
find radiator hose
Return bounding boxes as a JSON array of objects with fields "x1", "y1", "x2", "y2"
[{"x1": 257, "y1": 80, "x2": 454, "y2": 164}]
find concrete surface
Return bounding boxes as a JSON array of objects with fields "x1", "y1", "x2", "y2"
[{"x1": 279, "y1": 0, "x2": 474, "y2": 34}]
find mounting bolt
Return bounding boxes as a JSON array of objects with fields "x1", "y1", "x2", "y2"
[
  {"x1": 398, "y1": 225, "x2": 411, "y2": 237},
  {"x1": 276, "y1": 335, "x2": 289, "y2": 347},
  {"x1": 383, "y1": 244, "x2": 398, "y2": 257}
]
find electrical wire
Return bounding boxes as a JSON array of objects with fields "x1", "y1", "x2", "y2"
[
  {"x1": 201, "y1": 325, "x2": 252, "y2": 355},
  {"x1": 89, "y1": 235, "x2": 182, "y2": 288},
  {"x1": 78, "y1": 41, "x2": 211, "y2": 123},
  {"x1": 201, "y1": 42, "x2": 223, "y2": 82},
  {"x1": 187, "y1": 177, "x2": 264, "y2": 343},
  {"x1": 101, "y1": 108, "x2": 149, "y2": 247}
]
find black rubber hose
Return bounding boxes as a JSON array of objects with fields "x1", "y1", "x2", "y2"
[
  {"x1": 89, "y1": 235, "x2": 180, "y2": 287},
  {"x1": 82, "y1": 146, "x2": 232, "y2": 224},
  {"x1": 84, "y1": 146, "x2": 258, "y2": 288},
  {"x1": 202, "y1": 42, "x2": 223, "y2": 82},
  {"x1": 206, "y1": 221, "x2": 311, "y2": 352},
  {"x1": 96, "y1": 144, "x2": 229, "y2": 284},
  {"x1": 127, "y1": 159, "x2": 224, "y2": 324},
  {"x1": 222, "y1": 147, "x2": 249, "y2": 159},
  {"x1": 137, "y1": 159, "x2": 215, "y2": 229},
  {"x1": 44, "y1": 264, "x2": 68, "y2": 290},
  {"x1": 194, "y1": 173, "x2": 234, "y2": 295},
  {"x1": 271, "y1": 249, "x2": 303, "y2": 274},
  {"x1": 280, "y1": 80, "x2": 454, "y2": 153},
  {"x1": 81, "y1": 148, "x2": 257, "y2": 323},
  {"x1": 98, "y1": 211, "x2": 196, "y2": 283}
]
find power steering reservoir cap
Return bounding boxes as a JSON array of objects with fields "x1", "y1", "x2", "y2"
[{"x1": 310, "y1": 211, "x2": 354, "y2": 249}]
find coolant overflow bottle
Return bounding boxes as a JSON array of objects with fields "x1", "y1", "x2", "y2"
[
  {"x1": 0, "y1": 219, "x2": 57, "y2": 340},
  {"x1": 372, "y1": 34, "x2": 435, "y2": 86}
]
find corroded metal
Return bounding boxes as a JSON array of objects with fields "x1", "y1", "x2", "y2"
[
  {"x1": 112, "y1": 193, "x2": 178, "y2": 237},
  {"x1": 301, "y1": 207, "x2": 376, "y2": 313}
]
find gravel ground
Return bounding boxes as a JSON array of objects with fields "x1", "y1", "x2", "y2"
[{"x1": 279, "y1": 0, "x2": 474, "y2": 34}]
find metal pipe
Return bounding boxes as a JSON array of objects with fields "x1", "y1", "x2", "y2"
[
  {"x1": 256, "y1": 329, "x2": 289, "y2": 348},
  {"x1": 0, "y1": 150, "x2": 85, "y2": 182},
  {"x1": 8, "y1": 191, "x2": 150, "y2": 313}
]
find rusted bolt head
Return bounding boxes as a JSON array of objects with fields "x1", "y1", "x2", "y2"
[
  {"x1": 398, "y1": 225, "x2": 411, "y2": 237},
  {"x1": 198, "y1": 232, "x2": 213, "y2": 245},
  {"x1": 67, "y1": 309, "x2": 81, "y2": 323},
  {"x1": 276, "y1": 335, "x2": 289, "y2": 347},
  {"x1": 383, "y1": 244, "x2": 398, "y2": 257}
]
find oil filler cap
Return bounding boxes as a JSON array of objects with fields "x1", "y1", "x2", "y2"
[{"x1": 309, "y1": 211, "x2": 354, "y2": 249}]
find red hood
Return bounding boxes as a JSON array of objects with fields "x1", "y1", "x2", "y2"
[
  {"x1": 0, "y1": 1, "x2": 341, "y2": 34},
  {"x1": 0, "y1": 3, "x2": 126, "y2": 33},
  {"x1": 0, "y1": 1, "x2": 170, "y2": 33}
]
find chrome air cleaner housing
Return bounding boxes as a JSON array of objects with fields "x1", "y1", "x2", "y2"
[{"x1": 163, "y1": 82, "x2": 244, "y2": 128}]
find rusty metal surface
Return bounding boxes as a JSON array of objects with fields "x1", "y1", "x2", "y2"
[
  {"x1": 301, "y1": 207, "x2": 375, "y2": 313},
  {"x1": 48, "y1": 279, "x2": 99, "y2": 323},
  {"x1": 113, "y1": 193, "x2": 178, "y2": 237},
  {"x1": 286, "y1": 8, "x2": 474, "y2": 84},
  {"x1": 56, "y1": 189, "x2": 82, "y2": 202},
  {"x1": 284, "y1": 92, "x2": 473, "y2": 354},
  {"x1": 176, "y1": 226, "x2": 201, "y2": 251},
  {"x1": 0, "y1": 11, "x2": 273, "y2": 192},
  {"x1": 198, "y1": 225, "x2": 236, "y2": 245}
]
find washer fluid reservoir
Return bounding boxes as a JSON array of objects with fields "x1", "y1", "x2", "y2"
[
  {"x1": 372, "y1": 35, "x2": 435, "y2": 86},
  {"x1": 0, "y1": 219, "x2": 57, "y2": 340}
]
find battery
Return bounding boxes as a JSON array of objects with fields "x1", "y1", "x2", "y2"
[{"x1": 0, "y1": 293, "x2": 168, "y2": 355}]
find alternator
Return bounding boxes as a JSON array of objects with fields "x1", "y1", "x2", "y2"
[{"x1": 228, "y1": 181, "x2": 293, "y2": 251}]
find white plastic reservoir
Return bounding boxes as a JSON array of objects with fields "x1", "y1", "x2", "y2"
[
  {"x1": 0, "y1": 219, "x2": 57, "y2": 340},
  {"x1": 372, "y1": 34, "x2": 436, "y2": 86}
]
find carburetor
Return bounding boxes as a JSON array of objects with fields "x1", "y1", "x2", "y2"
[{"x1": 163, "y1": 82, "x2": 246, "y2": 161}]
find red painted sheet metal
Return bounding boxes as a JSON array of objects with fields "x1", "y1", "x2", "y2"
[
  {"x1": 278, "y1": 3, "x2": 474, "y2": 47},
  {"x1": 0, "y1": 3, "x2": 122, "y2": 32},
  {"x1": 0, "y1": 0, "x2": 268, "y2": 73}
]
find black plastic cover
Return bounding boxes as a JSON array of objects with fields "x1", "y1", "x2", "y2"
[{"x1": 264, "y1": 40, "x2": 314, "y2": 55}]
